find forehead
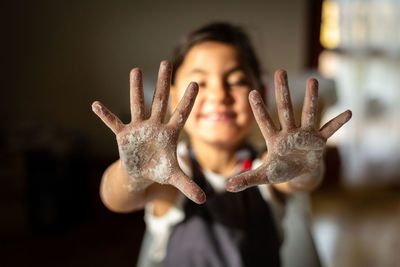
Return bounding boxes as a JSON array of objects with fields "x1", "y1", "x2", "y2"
[{"x1": 179, "y1": 41, "x2": 241, "y2": 74}]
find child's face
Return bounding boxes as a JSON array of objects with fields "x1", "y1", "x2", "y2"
[{"x1": 171, "y1": 41, "x2": 255, "y2": 148}]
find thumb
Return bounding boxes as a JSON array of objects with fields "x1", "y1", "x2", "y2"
[
  {"x1": 168, "y1": 170, "x2": 206, "y2": 204},
  {"x1": 226, "y1": 166, "x2": 269, "y2": 192}
]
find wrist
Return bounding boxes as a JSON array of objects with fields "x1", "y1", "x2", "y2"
[{"x1": 116, "y1": 160, "x2": 153, "y2": 192}]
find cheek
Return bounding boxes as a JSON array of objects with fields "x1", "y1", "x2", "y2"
[
  {"x1": 171, "y1": 85, "x2": 190, "y2": 112},
  {"x1": 235, "y1": 96, "x2": 254, "y2": 121},
  {"x1": 181, "y1": 95, "x2": 200, "y2": 132}
]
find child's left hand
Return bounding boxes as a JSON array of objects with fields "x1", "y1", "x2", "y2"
[{"x1": 226, "y1": 69, "x2": 351, "y2": 192}]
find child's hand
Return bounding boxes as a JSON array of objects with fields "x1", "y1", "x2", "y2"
[
  {"x1": 92, "y1": 61, "x2": 206, "y2": 204},
  {"x1": 226, "y1": 69, "x2": 351, "y2": 192}
]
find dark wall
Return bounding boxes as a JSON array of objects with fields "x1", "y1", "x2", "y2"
[
  {"x1": 1, "y1": 1, "x2": 313, "y2": 266},
  {"x1": 3, "y1": 0, "x2": 310, "y2": 156}
]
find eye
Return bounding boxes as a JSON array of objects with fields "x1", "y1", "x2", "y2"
[
  {"x1": 197, "y1": 81, "x2": 207, "y2": 88},
  {"x1": 228, "y1": 79, "x2": 250, "y2": 88}
]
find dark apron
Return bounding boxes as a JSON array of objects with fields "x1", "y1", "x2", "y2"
[{"x1": 165, "y1": 147, "x2": 281, "y2": 267}]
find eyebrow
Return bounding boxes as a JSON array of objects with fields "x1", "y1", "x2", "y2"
[
  {"x1": 188, "y1": 66, "x2": 245, "y2": 76},
  {"x1": 188, "y1": 68, "x2": 208, "y2": 75}
]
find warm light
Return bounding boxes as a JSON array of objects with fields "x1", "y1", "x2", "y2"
[
  {"x1": 318, "y1": 50, "x2": 340, "y2": 79},
  {"x1": 320, "y1": 0, "x2": 340, "y2": 49}
]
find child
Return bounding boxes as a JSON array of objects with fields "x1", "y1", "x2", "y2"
[{"x1": 92, "y1": 22, "x2": 351, "y2": 267}]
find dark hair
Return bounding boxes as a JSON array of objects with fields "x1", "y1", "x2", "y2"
[{"x1": 171, "y1": 22, "x2": 264, "y2": 93}]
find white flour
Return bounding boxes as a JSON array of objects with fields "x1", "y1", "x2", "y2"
[
  {"x1": 92, "y1": 102, "x2": 105, "y2": 117},
  {"x1": 118, "y1": 126, "x2": 174, "y2": 191},
  {"x1": 267, "y1": 131, "x2": 324, "y2": 183},
  {"x1": 280, "y1": 85, "x2": 291, "y2": 122}
]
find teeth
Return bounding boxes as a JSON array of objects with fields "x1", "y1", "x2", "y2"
[
  {"x1": 206, "y1": 114, "x2": 231, "y2": 120},
  {"x1": 210, "y1": 114, "x2": 224, "y2": 119}
]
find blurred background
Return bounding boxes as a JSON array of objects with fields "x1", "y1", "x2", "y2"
[{"x1": 1, "y1": 0, "x2": 399, "y2": 266}]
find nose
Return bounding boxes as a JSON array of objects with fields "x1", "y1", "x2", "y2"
[{"x1": 208, "y1": 80, "x2": 232, "y2": 104}]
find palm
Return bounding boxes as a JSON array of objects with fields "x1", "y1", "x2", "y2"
[
  {"x1": 92, "y1": 61, "x2": 205, "y2": 204},
  {"x1": 116, "y1": 123, "x2": 178, "y2": 186},
  {"x1": 265, "y1": 130, "x2": 325, "y2": 183},
  {"x1": 226, "y1": 69, "x2": 351, "y2": 192}
]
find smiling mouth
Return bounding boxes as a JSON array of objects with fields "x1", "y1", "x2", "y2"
[{"x1": 200, "y1": 112, "x2": 236, "y2": 122}]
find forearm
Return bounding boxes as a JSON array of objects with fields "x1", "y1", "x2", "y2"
[
  {"x1": 100, "y1": 160, "x2": 151, "y2": 213},
  {"x1": 273, "y1": 160, "x2": 325, "y2": 194}
]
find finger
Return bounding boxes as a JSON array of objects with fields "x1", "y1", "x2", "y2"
[
  {"x1": 168, "y1": 82, "x2": 199, "y2": 129},
  {"x1": 226, "y1": 166, "x2": 269, "y2": 192},
  {"x1": 151, "y1": 60, "x2": 172, "y2": 122},
  {"x1": 274, "y1": 69, "x2": 296, "y2": 130},
  {"x1": 319, "y1": 110, "x2": 352, "y2": 139},
  {"x1": 92, "y1": 101, "x2": 124, "y2": 134},
  {"x1": 169, "y1": 170, "x2": 206, "y2": 204},
  {"x1": 130, "y1": 68, "x2": 145, "y2": 122},
  {"x1": 249, "y1": 90, "x2": 278, "y2": 139},
  {"x1": 301, "y1": 78, "x2": 319, "y2": 129}
]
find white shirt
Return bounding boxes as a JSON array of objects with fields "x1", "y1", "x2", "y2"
[{"x1": 136, "y1": 142, "x2": 320, "y2": 267}]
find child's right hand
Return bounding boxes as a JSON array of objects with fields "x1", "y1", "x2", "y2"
[{"x1": 92, "y1": 61, "x2": 206, "y2": 204}]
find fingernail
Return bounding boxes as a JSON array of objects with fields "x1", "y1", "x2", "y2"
[
  {"x1": 161, "y1": 61, "x2": 170, "y2": 72},
  {"x1": 226, "y1": 179, "x2": 239, "y2": 192},
  {"x1": 92, "y1": 102, "x2": 104, "y2": 116},
  {"x1": 346, "y1": 110, "x2": 352, "y2": 119},
  {"x1": 196, "y1": 193, "x2": 206, "y2": 204},
  {"x1": 226, "y1": 176, "x2": 248, "y2": 192},
  {"x1": 250, "y1": 92, "x2": 262, "y2": 106},
  {"x1": 92, "y1": 103, "x2": 99, "y2": 113},
  {"x1": 189, "y1": 81, "x2": 199, "y2": 90}
]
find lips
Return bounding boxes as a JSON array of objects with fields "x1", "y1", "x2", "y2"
[{"x1": 199, "y1": 112, "x2": 236, "y2": 122}]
